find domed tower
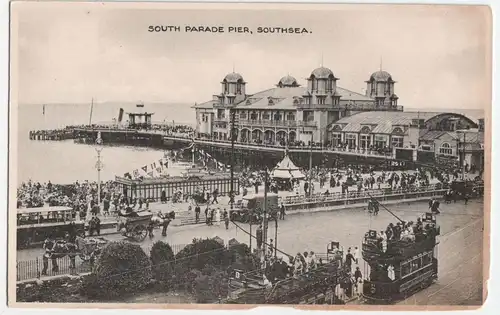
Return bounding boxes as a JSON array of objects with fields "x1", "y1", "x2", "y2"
[
  {"x1": 365, "y1": 70, "x2": 398, "y2": 107},
  {"x1": 303, "y1": 66, "x2": 340, "y2": 106},
  {"x1": 277, "y1": 75, "x2": 300, "y2": 88},
  {"x1": 220, "y1": 72, "x2": 246, "y2": 105}
]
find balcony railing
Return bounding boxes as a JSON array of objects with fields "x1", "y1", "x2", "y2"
[
  {"x1": 297, "y1": 120, "x2": 318, "y2": 127},
  {"x1": 214, "y1": 117, "x2": 228, "y2": 123},
  {"x1": 297, "y1": 103, "x2": 404, "y2": 112},
  {"x1": 237, "y1": 119, "x2": 298, "y2": 128}
]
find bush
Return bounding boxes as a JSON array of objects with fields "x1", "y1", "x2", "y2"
[
  {"x1": 82, "y1": 241, "x2": 151, "y2": 299},
  {"x1": 193, "y1": 267, "x2": 229, "y2": 303},
  {"x1": 150, "y1": 241, "x2": 175, "y2": 285},
  {"x1": 229, "y1": 243, "x2": 259, "y2": 271},
  {"x1": 174, "y1": 238, "x2": 228, "y2": 270}
]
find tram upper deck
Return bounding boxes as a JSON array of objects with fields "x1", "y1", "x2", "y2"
[{"x1": 362, "y1": 212, "x2": 440, "y2": 262}]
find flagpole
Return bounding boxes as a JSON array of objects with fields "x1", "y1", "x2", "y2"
[{"x1": 89, "y1": 98, "x2": 94, "y2": 125}]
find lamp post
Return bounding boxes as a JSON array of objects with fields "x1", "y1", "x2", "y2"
[
  {"x1": 456, "y1": 130, "x2": 467, "y2": 179},
  {"x1": 94, "y1": 131, "x2": 104, "y2": 216},
  {"x1": 308, "y1": 144, "x2": 313, "y2": 197},
  {"x1": 230, "y1": 107, "x2": 236, "y2": 212}
]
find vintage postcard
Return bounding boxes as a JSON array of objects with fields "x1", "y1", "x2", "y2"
[{"x1": 8, "y1": 1, "x2": 491, "y2": 309}]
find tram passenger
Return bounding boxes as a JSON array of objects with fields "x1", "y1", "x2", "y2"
[
  {"x1": 393, "y1": 223, "x2": 402, "y2": 240},
  {"x1": 385, "y1": 224, "x2": 394, "y2": 241},
  {"x1": 309, "y1": 251, "x2": 317, "y2": 270},
  {"x1": 303, "y1": 252, "x2": 310, "y2": 273}
]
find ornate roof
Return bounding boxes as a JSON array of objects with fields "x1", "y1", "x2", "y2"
[
  {"x1": 223, "y1": 72, "x2": 244, "y2": 83},
  {"x1": 370, "y1": 70, "x2": 393, "y2": 82},
  {"x1": 278, "y1": 75, "x2": 299, "y2": 87},
  {"x1": 310, "y1": 67, "x2": 336, "y2": 79}
]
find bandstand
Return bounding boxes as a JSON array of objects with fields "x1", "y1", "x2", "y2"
[{"x1": 127, "y1": 103, "x2": 154, "y2": 129}]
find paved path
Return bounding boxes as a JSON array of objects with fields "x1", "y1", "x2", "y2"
[
  {"x1": 18, "y1": 198, "x2": 483, "y2": 268},
  {"x1": 395, "y1": 205, "x2": 484, "y2": 306}
]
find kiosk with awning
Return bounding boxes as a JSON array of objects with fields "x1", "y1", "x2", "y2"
[{"x1": 271, "y1": 155, "x2": 305, "y2": 180}]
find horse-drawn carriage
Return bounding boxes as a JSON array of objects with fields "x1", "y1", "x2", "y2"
[
  {"x1": 42, "y1": 236, "x2": 109, "y2": 275},
  {"x1": 75, "y1": 236, "x2": 108, "y2": 261},
  {"x1": 117, "y1": 210, "x2": 154, "y2": 242}
]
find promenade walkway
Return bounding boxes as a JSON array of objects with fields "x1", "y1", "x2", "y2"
[{"x1": 69, "y1": 126, "x2": 396, "y2": 160}]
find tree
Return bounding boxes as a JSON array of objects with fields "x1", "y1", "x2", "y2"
[
  {"x1": 83, "y1": 241, "x2": 151, "y2": 299},
  {"x1": 150, "y1": 241, "x2": 175, "y2": 285}
]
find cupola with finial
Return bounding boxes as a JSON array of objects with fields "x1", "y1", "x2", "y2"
[
  {"x1": 219, "y1": 64, "x2": 246, "y2": 106},
  {"x1": 365, "y1": 58, "x2": 398, "y2": 107}
]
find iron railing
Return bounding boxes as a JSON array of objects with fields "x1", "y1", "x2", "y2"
[{"x1": 16, "y1": 243, "x2": 188, "y2": 282}]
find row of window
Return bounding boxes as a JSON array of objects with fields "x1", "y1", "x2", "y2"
[
  {"x1": 239, "y1": 112, "x2": 296, "y2": 121},
  {"x1": 331, "y1": 133, "x2": 404, "y2": 148},
  {"x1": 310, "y1": 78, "x2": 335, "y2": 92},
  {"x1": 370, "y1": 82, "x2": 393, "y2": 95},
  {"x1": 421, "y1": 143, "x2": 455, "y2": 155},
  {"x1": 223, "y1": 83, "x2": 243, "y2": 94}
]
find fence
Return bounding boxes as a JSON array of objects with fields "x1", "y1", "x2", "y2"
[
  {"x1": 16, "y1": 243, "x2": 188, "y2": 282},
  {"x1": 114, "y1": 176, "x2": 240, "y2": 202},
  {"x1": 281, "y1": 184, "x2": 443, "y2": 206}
]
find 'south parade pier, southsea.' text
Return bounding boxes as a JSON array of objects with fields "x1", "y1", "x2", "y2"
[{"x1": 148, "y1": 25, "x2": 312, "y2": 34}]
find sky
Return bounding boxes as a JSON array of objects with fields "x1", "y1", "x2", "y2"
[{"x1": 12, "y1": 2, "x2": 491, "y2": 110}]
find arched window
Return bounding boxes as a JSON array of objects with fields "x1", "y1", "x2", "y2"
[
  {"x1": 311, "y1": 77, "x2": 317, "y2": 91},
  {"x1": 361, "y1": 126, "x2": 371, "y2": 134},
  {"x1": 439, "y1": 143, "x2": 453, "y2": 155},
  {"x1": 392, "y1": 127, "x2": 404, "y2": 134}
]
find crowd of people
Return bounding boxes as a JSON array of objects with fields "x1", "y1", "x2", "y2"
[
  {"x1": 364, "y1": 212, "x2": 439, "y2": 254},
  {"x1": 17, "y1": 179, "x2": 132, "y2": 219},
  {"x1": 254, "y1": 239, "x2": 365, "y2": 302}
]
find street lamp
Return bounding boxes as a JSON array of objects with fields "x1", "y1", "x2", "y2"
[
  {"x1": 456, "y1": 129, "x2": 468, "y2": 180},
  {"x1": 94, "y1": 131, "x2": 104, "y2": 216}
]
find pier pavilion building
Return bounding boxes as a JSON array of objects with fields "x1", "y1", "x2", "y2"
[
  {"x1": 192, "y1": 67, "x2": 483, "y2": 166},
  {"x1": 193, "y1": 66, "x2": 402, "y2": 145}
]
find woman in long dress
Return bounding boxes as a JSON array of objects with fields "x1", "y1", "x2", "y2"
[{"x1": 215, "y1": 208, "x2": 221, "y2": 227}]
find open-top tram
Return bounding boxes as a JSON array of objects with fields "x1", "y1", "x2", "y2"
[{"x1": 361, "y1": 212, "x2": 440, "y2": 304}]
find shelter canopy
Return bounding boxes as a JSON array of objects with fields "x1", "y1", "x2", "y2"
[{"x1": 272, "y1": 155, "x2": 305, "y2": 179}]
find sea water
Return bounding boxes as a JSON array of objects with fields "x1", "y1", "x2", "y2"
[{"x1": 16, "y1": 102, "x2": 195, "y2": 184}]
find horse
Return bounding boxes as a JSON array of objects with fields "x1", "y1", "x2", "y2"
[
  {"x1": 150, "y1": 211, "x2": 176, "y2": 236},
  {"x1": 42, "y1": 238, "x2": 79, "y2": 275},
  {"x1": 42, "y1": 235, "x2": 107, "y2": 275}
]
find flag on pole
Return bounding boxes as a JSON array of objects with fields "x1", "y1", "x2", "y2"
[
  {"x1": 138, "y1": 168, "x2": 150, "y2": 178},
  {"x1": 156, "y1": 167, "x2": 163, "y2": 175},
  {"x1": 133, "y1": 169, "x2": 140, "y2": 178}
]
